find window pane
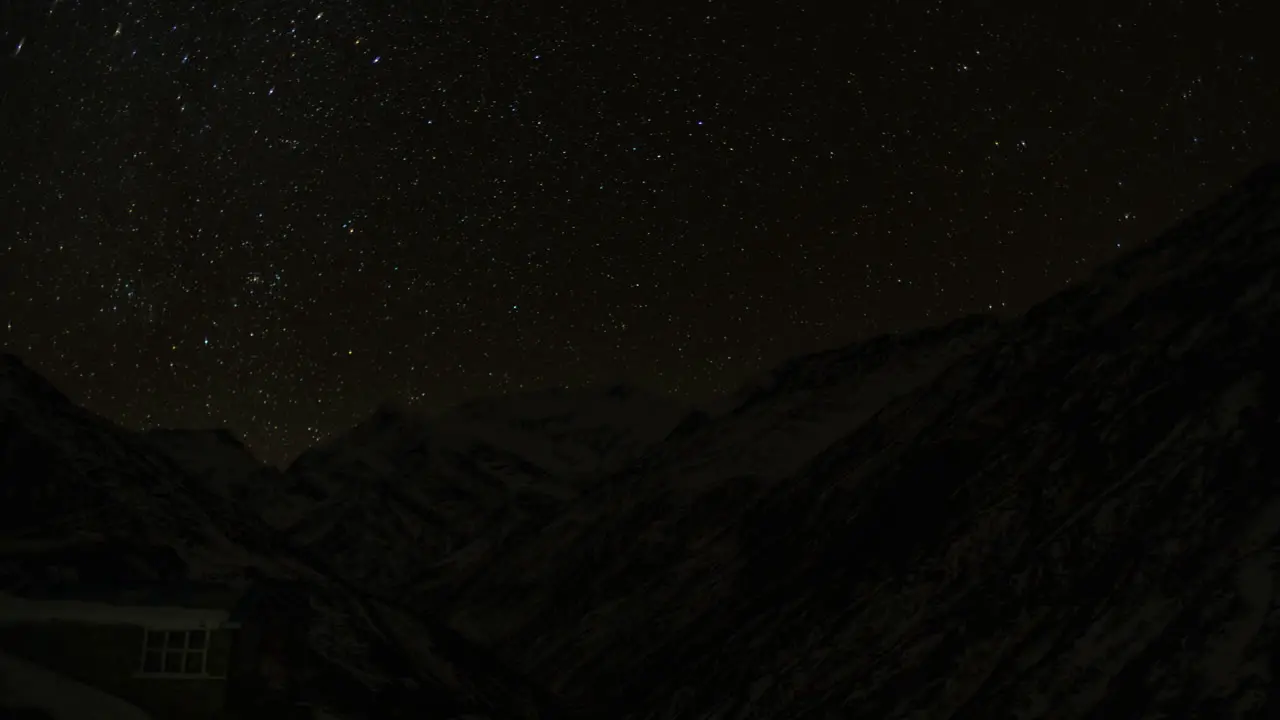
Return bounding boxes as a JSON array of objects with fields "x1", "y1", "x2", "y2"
[
  {"x1": 145, "y1": 630, "x2": 165, "y2": 649},
  {"x1": 164, "y1": 651, "x2": 184, "y2": 672},
  {"x1": 184, "y1": 651, "x2": 205, "y2": 674},
  {"x1": 143, "y1": 650, "x2": 163, "y2": 673},
  {"x1": 166, "y1": 631, "x2": 187, "y2": 649},
  {"x1": 187, "y1": 630, "x2": 207, "y2": 649}
]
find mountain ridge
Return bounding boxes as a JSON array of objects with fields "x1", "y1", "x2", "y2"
[{"x1": 3, "y1": 162, "x2": 1280, "y2": 718}]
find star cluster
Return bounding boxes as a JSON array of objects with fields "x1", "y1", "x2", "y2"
[{"x1": 2, "y1": 0, "x2": 1277, "y2": 465}]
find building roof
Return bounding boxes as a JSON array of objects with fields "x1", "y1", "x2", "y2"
[
  {"x1": 13, "y1": 581, "x2": 251, "y2": 611},
  {"x1": 0, "y1": 571, "x2": 317, "y2": 627},
  {"x1": 0, "y1": 579, "x2": 312, "y2": 630}
]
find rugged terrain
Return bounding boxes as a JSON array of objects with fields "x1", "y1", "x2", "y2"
[{"x1": 4, "y1": 164, "x2": 1280, "y2": 718}]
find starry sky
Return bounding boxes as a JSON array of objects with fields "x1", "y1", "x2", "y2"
[{"x1": 2, "y1": 0, "x2": 1277, "y2": 466}]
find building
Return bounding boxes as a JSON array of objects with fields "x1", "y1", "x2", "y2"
[{"x1": 0, "y1": 580, "x2": 315, "y2": 719}]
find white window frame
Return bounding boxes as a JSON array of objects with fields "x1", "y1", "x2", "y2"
[{"x1": 135, "y1": 628, "x2": 220, "y2": 679}]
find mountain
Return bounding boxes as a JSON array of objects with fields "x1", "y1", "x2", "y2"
[
  {"x1": 4, "y1": 163, "x2": 1280, "y2": 719},
  {"x1": 0, "y1": 355, "x2": 572, "y2": 720},
  {"x1": 286, "y1": 164, "x2": 1280, "y2": 718}
]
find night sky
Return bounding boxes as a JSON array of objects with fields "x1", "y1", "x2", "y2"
[{"x1": 2, "y1": 0, "x2": 1277, "y2": 466}]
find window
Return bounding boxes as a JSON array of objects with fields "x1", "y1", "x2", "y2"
[{"x1": 139, "y1": 629, "x2": 209, "y2": 676}]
